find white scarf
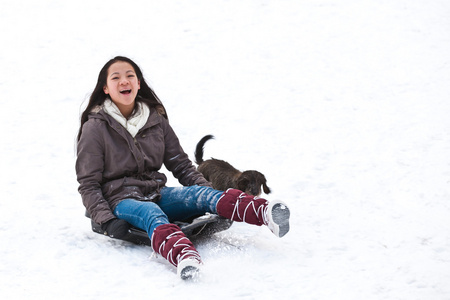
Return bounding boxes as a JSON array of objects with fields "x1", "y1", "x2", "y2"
[{"x1": 103, "y1": 99, "x2": 150, "y2": 137}]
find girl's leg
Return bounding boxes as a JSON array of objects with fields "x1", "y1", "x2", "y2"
[
  {"x1": 159, "y1": 186, "x2": 290, "y2": 238},
  {"x1": 114, "y1": 198, "x2": 202, "y2": 279},
  {"x1": 216, "y1": 189, "x2": 291, "y2": 238},
  {"x1": 151, "y1": 223, "x2": 202, "y2": 280},
  {"x1": 113, "y1": 199, "x2": 169, "y2": 239},
  {"x1": 158, "y1": 186, "x2": 223, "y2": 222}
]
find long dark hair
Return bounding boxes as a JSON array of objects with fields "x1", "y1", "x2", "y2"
[{"x1": 77, "y1": 56, "x2": 167, "y2": 141}]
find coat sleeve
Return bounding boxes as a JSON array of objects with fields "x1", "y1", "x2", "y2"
[
  {"x1": 76, "y1": 120, "x2": 116, "y2": 225},
  {"x1": 161, "y1": 118, "x2": 212, "y2": 187}
]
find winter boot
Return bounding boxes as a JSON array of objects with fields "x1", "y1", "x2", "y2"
[
  {"x1": 151, "y1": 224, "x2": 202, "y2": 280},
  {"x1": 216, "y1": 189, "x2": 290, "y2": 238}
]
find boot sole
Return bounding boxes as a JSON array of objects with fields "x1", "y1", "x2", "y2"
[
  {"x1": 269, "y1": 202, "x2": 290, "y2": 238},
  {"x1": 180, "y1": 265, "x2": 200, "y2": 280},
  {"x1": 178, "y1": 258, "x2": 201, "y2": 280}
]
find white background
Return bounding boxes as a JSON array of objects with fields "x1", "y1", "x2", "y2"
[{"x1": 1, "y1": 0, "x2": 449, "y2": 299}]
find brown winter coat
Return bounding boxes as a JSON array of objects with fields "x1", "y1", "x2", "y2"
[{"x1": 76, "y1": 106, "x2": 211, "y2": 225}]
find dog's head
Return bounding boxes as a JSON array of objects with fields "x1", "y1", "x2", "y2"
[{"x1": 237, "y1": 171, "x2": 271, "y2": 197}]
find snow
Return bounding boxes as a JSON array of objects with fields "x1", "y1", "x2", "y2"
[{"x1": 1, "y1": 0, "x2": 449, "y2": 298}]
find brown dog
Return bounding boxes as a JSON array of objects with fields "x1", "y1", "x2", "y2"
[{"x1": 195, "y1": 135, "x2": 271, "y2": 196}]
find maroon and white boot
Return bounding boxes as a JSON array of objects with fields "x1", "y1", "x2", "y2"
[
  {"x1": 151, "y1": 224, "x2": 202, "y2": 280},
  {"x1": 216, "y1": 189, "x2": 290, "y2": 238}
]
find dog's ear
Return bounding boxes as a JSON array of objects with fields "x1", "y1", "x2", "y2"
[
  {"x1": 262, "y1": 183, "x2": 271, "y2": 194},
  {"x1": 237, "y1": 177, "x2": 249, "y2": 193}
]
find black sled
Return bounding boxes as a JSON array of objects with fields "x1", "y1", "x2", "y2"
[{"x1": 86, "y1": 211, "x2": 233, "y2": 246}]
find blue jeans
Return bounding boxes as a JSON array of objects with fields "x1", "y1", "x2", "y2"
[{"x1": 113, "y1": 185, "x2": 223, "y2": 239}]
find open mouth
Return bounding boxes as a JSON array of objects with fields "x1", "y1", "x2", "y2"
[{"x1": 120, "y1": 89, "x2": 132, "y2": 94}]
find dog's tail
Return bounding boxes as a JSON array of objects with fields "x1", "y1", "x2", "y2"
[{"x1": 195, "y1": 135, "x2": 214, "y2": 165}]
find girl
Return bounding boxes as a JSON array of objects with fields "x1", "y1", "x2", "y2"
[{"x1": 76, "y1": 56, "x2": 290, "y2": 280}]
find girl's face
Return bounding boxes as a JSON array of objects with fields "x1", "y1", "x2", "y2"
[{"x1": 103, "y1": 61, "x2": 140, "y2": 117}]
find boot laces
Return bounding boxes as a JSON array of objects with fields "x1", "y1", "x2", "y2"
[
  {"x1": 231, "y1": 192, "x2": 268, "y2": 225},
  {"x1": 156, "y1": 231, "x2": 201, "y2": 267}
]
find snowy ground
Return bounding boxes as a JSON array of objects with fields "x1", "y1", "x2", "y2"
[{"x1": 1, "y1": 0, "x2": 449, "y2": 299}]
